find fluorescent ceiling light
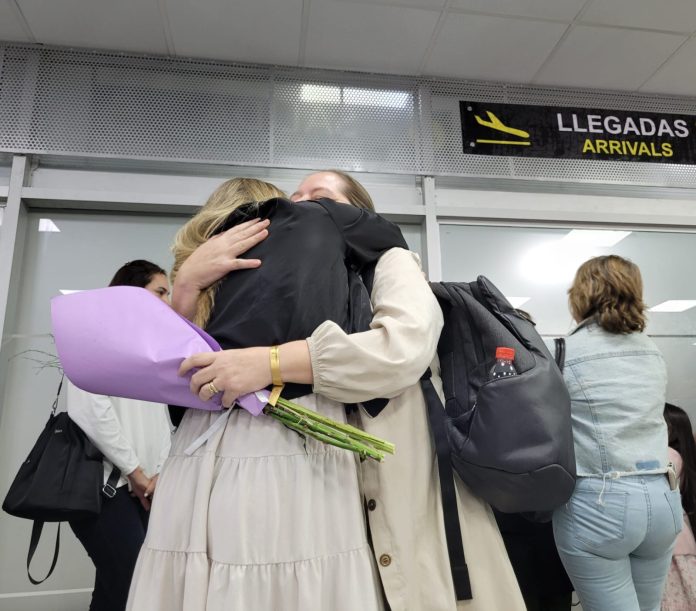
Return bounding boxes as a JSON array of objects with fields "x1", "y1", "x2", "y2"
[
  {"x1": 300, "y1": 84, "x2": 410, "y2": 108},
  {"x1": 59, "y1": 289, "x2": 83, "y2": 295},
  {"x1": 561, "y1": 229, "x2": 631, "y2": 247},
  {"x1": 649, "y1": 300, "x2": 696, "y2": 313},
  {"x1": 521, "y1": 229, "x2": 631, "y2": 285},
  {"x1": 344, "y1": 87, "x2": 410, "y2": 108},
  {"x1": 506, "y1": 296, "x2": 530, "y2": 308},
  {"x1": 300, "y1": 84, "x2": 340, "y2": 104},
  {"x1": 39, "y1": 218, "x2": 60, "y2": 232},
  {"x1": 520, "y1": 240, "x2": 589, "y2": 285}
]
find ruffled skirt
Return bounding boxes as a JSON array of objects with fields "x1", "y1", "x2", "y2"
[{"x1": 127, "y1": 394, "x2": 383, "y2": 611}]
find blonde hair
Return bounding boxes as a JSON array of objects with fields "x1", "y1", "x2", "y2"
[
  {"x1": 568, "y1": 255, "x2": 646, "y2": 334},
  {"x1": 172, "y1": 178, "x2": 285, "y2": 328},
  {"x1": 322, "y1": 169, "x2": 375, "y2": 211}
]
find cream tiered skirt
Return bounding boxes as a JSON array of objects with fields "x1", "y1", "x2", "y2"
[{"x1": 127, "y1": 394, "x2": 384, "y2": 611}]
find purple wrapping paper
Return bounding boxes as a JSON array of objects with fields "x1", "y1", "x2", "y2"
[{"x1": 51, "y1": 286, "x2": 268, "y2": 416}]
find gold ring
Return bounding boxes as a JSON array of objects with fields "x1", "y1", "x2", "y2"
[{"x1": 207, "y1": 382, "x2": 219, "y2": 396}]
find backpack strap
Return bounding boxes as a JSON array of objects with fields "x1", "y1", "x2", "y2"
[
  {"x1": 554, "y1": 338, "x2": 566, "y2": 373},
  {"x1": 346, "y1": 261, "x2": 389, "y2": 418},
  {"x1": 27, "y1": 521, "x2": 60, "y2": 585},
  {"x1": 420, "y1": 369, "x2": 473, "y2": 601}
]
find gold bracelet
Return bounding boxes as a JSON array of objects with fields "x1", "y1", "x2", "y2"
[{"x1": 270, "y1": 345, "x2": 283, "y2": 387}]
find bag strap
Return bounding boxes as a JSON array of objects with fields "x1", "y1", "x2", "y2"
[
  {"x1": 102, "y1": 466, "x2": 122, "y2": 499},
  {"x1": 347, "y1": 261, "x2": 389, "y2": 418},
  {"x1": 51, "y1": 374, "x2": 65, "y2": 416},
  {"x1": 554, "y1": 338, "x2": 566, "y2": 373},
  {"x1": 420, "y1": 370, "x2": 473, "y2": 601},
  {"x1": 27, "y1": 521, "x2": 60, "y2": 585}
]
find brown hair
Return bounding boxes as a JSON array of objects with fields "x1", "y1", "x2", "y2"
[
  {"x1": 324, "y1": 169, "x2": 375, "y2": 211},
  {"x1": 171, "y1": 178, "x2": 285, "y2": 328},
  {"x1": 568, "y1": 255, "x2": 646, "y2": 334}
]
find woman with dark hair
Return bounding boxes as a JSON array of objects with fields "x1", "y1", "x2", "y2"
[
  {"x1": 662, "y1": 403, "x2": 696, "y2": 610},
  {"x1": 68, "y1": 259, "x2": 172, "y2": 611},
  {"x1": 552, "y1": 255, "x2": 679, "y2": 611},
  {"x1": 108, "y1": 259, "x2": 169, "y2": 300}
]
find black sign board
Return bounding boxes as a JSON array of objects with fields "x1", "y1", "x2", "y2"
[{"x1": 460, "y1": 101, "x2": 696, "y2": 164}]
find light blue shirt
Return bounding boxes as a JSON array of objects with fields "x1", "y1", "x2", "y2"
[{"x1": 555, "y1": 320, "x2": 668, "y2": 478}]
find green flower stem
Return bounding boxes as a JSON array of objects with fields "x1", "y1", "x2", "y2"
[
  {"x1": 263, "y1": 397, "x2": 395, "y2": 462},
  {"x1": 275, "y1": 398, "x2": 396, "y2": 454},
  {"x1": 268, "y1": 409, "x2": 385, "y2": 461},
  {"x1": 269, "y1": 407, "x2": 382, "y2": 455}
]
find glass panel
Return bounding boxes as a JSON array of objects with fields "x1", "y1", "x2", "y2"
[
  {"x1": 0, "y1": 164, "x2": 10, "y2": 187},
  {"x1": 440, "y1": 223, "x2": 696, "y2": 419},
  {"x1": 399, "y1": 223, "x2": 422, "y2": 258}
]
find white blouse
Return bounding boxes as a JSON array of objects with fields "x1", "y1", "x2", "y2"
[{"x1": 67, "y1": 381, "x2": 172, "y2": 488}]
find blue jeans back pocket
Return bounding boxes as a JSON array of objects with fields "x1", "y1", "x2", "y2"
[
  {"x1": 664, "y1": 489, "x2": 684, "y2": 536},
  {"x1": 569, "y1": 490, "x2": 628, "y2": 547}
]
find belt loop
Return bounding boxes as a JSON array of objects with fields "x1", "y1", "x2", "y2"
[{"x1": 597, "y1": 473, "x2": 609, "y2": 506}]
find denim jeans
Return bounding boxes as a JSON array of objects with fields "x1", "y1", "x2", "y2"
[{"x1": 553, "y1": 474, "x2": 681, "y2": 611}]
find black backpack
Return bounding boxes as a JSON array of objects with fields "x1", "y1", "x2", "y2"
[{"x1": 419, "y1": 277, "x2": 575, "y2": 600}]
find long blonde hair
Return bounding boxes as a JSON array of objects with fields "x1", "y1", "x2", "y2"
[{"x1": 172, "y1": 178, "x2": 285, "y2": 328}]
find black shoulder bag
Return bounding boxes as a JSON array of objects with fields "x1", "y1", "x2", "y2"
[{"x1": 2, "y1": 376, "x2": 120, "y2": 584}]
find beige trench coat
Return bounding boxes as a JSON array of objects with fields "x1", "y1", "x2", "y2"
[{"x1": 307, "y1": 248, "x2": 525, "y2": 611}]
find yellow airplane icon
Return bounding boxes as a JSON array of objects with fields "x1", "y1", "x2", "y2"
[{"x1": 474, "y1": 111, "x2": 531, "y2": 146}]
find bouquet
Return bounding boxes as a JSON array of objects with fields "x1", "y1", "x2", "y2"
[{"x1": 52, "y1": 286, "x2": 395, "y2": 462}]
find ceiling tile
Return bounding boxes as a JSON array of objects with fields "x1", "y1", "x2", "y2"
[
  {"x1": 0, "y1": 1, "x2": 31, "y2": 42},
  {"x1": 641, "y1": 37, "x2": 696, "y2": 96},
  {"x1": 166, "y1": 0, "x2": 303, "y2": 64},
  {"x1": 535, "y1": 25, "x2": 686, "y2": 90},
  {"x1": 335, "y1": 0, "x2": 447, "y2": 10},
  {"x1": 582, "y1": 0, "x2": 696, "y2": 33},
  {"x1": 17, "y1": 0, "x2": 167, "y2": 54},
  {"x1": 305, "y1": 1, "x2": 440, "y2": 74},
  {"x1": 450, "y1": 0, "x2": 586, "y2": 22},
  {"x1": 425, "y1": 13, "x2": 567, "y2": 81}
]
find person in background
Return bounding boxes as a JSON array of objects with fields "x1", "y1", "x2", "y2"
[
  {"x1": 165, "y1": 170, "x2": 526, "y2": 610},
  {"x1": 662, "y1": 403, "x2": 696, "y2": 611},
  {"x1": 68, "y1": 259, "x2": 173, "y2": 611},
  {"x1": 552, "y1": 255, "x2": 679, "y2": 611}
]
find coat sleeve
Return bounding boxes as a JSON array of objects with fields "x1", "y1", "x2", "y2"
[
  {"x1": 66, "y1": 382, "x2": 140, "y2": 475},
  {"x1": 307, "y1": 247, "x2": 443, "y2": 402}
]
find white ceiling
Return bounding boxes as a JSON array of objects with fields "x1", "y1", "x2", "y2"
[{"x1": 2, "y1": 0, "x2": 696, "y2": 96}]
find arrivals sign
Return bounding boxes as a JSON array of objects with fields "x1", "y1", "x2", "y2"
[{"x1": 460, "y1": 101, "x2": 696, "y2": 164}]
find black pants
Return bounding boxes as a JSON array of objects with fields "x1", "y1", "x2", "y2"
[
  {"x1": 69, "y1": 485, "x2": 149, "y2": 611},
  {"x1": 494, "y1": 510, "x2": 573, "y2": 611}
]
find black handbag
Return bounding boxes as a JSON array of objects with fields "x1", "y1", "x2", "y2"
[{"x1": 2, "y1": 376, "x2": 119, "y2": 584}]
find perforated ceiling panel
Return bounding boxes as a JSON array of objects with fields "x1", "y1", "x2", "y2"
[{"x1": 2, "y1": 43, "x2": 696, "y2": 187}]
